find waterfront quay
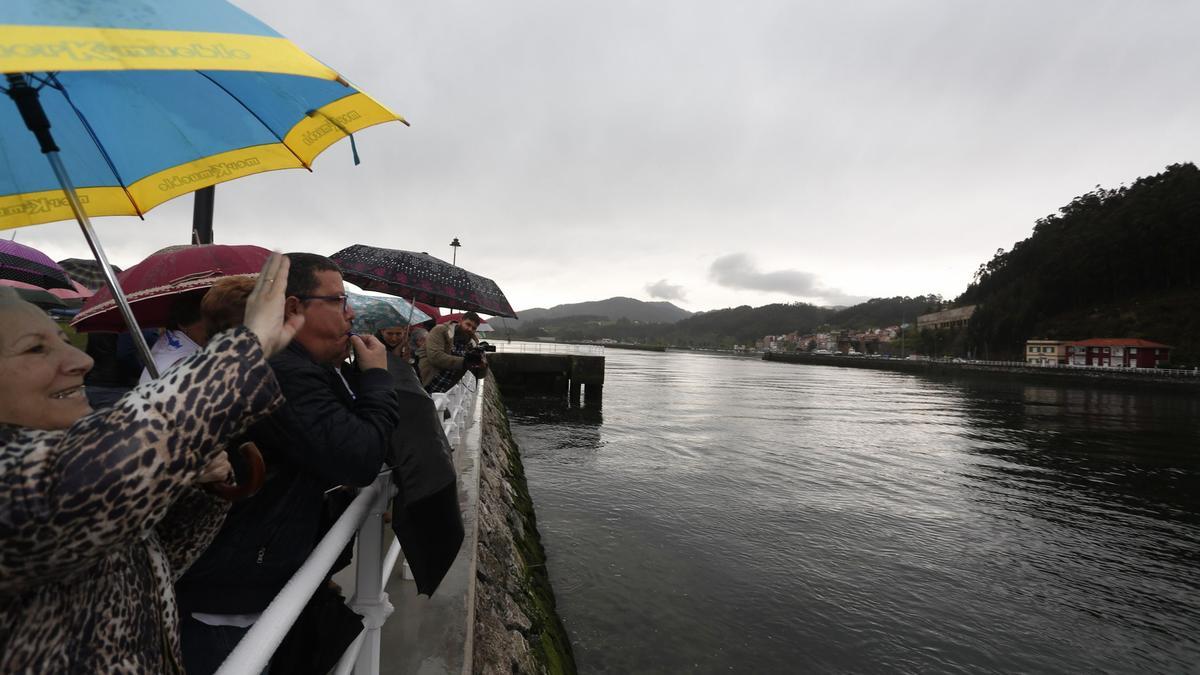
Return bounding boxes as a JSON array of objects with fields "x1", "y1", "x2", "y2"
[
  {"x1": 488, "y1": 342, "x2": 605, "y2": 403},
  {"x1": 763, "y1": 351, "x2": 1200, "y2": 391}
]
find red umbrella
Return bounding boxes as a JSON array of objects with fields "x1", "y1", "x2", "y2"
[
  {"x1": 49, "y1": 279, "x2": 94, "y2": 301},
  {"x1": 72, "y1": 244, "x2": 270, "y2": 332},
  {"x1": 414, "y1": 302, "x2": 441, "y2": 319}
]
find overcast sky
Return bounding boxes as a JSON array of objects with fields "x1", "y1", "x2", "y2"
[{"x1": 15, "y1": 0, "x2": 1200, "y2": 312}]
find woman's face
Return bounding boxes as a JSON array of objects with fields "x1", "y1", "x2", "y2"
[{"x1": 0, "y1": 301, "x2": 94, "y2": 430}]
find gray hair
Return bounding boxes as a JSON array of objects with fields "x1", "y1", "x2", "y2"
[{"x1": 409, "y1": 326, "x2": 428, "y2": 349}]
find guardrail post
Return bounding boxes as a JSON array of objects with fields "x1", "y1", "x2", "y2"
[{"x1": 349, "y1": 475, "x2": 395, "y2": 675}]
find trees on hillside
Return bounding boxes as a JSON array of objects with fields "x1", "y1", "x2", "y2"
[{"x1": 961, "y1": 163, "x2": 1200, "y2": 360}]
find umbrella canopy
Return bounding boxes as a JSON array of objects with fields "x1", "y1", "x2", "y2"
[
  {"x1": 414, "y1": 301, "x2": 441, "y2": 320},
  {"x1": 49, "y1": 278, "x2": 93, "y2": 301},
  {"x1": 347, "y1": 292, "x2": 432, "y2": 334},
  {"x1": 0, "y1": 1, "x2": 406, "y2": 230},
  {"x1": 330, "y1": 245, "x2": 517, "y2": 319},
  {"x1": 72, "y1": 244, "x2": 269, "y2": 332},
  {"x1": 0, "y1": 278, "x2": 68, "y2": 308},
  {"x1": 0, "y1": 238, "x2": 72, "y2": 289},
  {"x1": 58, "y1": 257, "x2": 121, "y2": 291}
]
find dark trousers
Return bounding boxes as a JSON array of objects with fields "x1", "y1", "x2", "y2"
[{"x1": 180, "y1": 614, "x2": 268, "y2": 675}]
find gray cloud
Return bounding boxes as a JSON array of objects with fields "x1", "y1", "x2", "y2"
[
  {"x1": 709, "y1": 253, "x2": 867, "y2": 306},
  {"x1": 645, "y1": 279, "x2": 687, "y2": 301},
  {"x1": 18, "y1": 1, "x2": 1200, "y2": 313}
]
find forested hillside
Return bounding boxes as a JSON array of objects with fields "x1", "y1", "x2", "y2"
[
  {"x1": 669, "y1": 302, "x2": 834, "y2": 346},
  {"x1": 828, "y1": 296, "x2": 941, "y2": 329},
  {"x1": 960, "y1": 163, "x2": 1200, "y2": 362},
  {"x1": 500, "y1": 297, "x2": 941, "y2": 348}
]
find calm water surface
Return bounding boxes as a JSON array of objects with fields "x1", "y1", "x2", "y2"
[{"x1": 504, "y1": 349, "x2": 1200, "y2": 674}]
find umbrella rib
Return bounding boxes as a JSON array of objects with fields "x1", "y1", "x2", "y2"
[
  {"x1": 194, "y1": 72, "x2": 312, "y2": 171},
  {"x1": 44, "y1": 73, "x2": 145, "y2": 219}
]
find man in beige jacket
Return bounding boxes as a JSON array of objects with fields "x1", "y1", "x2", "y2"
[{"x1": 420, "y1": 312, "x2": 482, "y2": 392}]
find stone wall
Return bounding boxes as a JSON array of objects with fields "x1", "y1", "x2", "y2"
[{"x1": 473, "y1": 375, "x2": 577, "y2": 674}]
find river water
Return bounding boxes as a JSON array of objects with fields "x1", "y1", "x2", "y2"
[{"x1": 503, "y1": 349, "x2": 1200, "y2": 674}]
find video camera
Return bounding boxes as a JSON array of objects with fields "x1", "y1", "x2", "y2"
[{"x1": 463, "y1": 346, "x2": 489, "y2": 376}]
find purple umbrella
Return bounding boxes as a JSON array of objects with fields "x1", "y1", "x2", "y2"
[{"x1": 0, "y1": 240, "x2": 72, "y2": 290}]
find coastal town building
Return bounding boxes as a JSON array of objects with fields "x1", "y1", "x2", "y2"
[
  {"x1": 1066, "y1": 339, "x2": 1172, "y2": 368},
  {"x1": 916, "y1": 305, "x2": 977, "y2": 331},
  {"x1": 1025, "y1": 339, "x2": 1069, "y2": 365}
]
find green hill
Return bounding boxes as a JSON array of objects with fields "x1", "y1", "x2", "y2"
[
  {"x1": 828, "y1": 295, "x2": 941, "y2": 330},
  {"x1": 959, "y1": 162, "x2": 1200, "y2": 363}
]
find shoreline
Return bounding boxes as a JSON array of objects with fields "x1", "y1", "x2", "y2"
[{"x1": 762, "y1": 352, "x2": 1200, "y2": 392}]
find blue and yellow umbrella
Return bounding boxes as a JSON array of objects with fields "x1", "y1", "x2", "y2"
[
  {"x1": 0, "y1": 0, "x2": 405, "y2": 374},
  {"x1": 0, "y1": 0, "x2": 405, "y2": 230}
]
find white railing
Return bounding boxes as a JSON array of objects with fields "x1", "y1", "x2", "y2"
[
  {"x1": 216, "y1": 377, "x2": 481, "y2": 675},
  {"x1": 491, "y1": 340, "x2": 605, "y2": 356}
]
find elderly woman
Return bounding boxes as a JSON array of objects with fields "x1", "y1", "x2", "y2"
[{"x1": 0, "y1": 254, "x2": 302, "y2": 672}]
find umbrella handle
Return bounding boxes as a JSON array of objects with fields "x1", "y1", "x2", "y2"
[{"x1": 204, "y1": 442, "x2": 266, "y2": 501}]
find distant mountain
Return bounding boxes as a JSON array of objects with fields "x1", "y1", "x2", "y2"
[
  {"x1": 670, "y1": 303, "x2": 835, "y2": 345},
  {"x1": 496, "y1": 296, "x2": 948, "y2": 347},
  {"x1": 511, "y1": 296, "x2": 692, "y2": 327}
]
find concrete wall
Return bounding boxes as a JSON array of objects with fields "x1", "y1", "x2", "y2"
[{"x1": 472, "y1": 375, "x2": 577, "y2": 674}]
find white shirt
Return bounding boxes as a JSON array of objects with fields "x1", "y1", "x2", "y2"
[{"x1": 138, "y1": 329, "x2": 201, "y2": 384}]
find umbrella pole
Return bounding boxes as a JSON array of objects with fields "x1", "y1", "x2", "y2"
[
  {"x1": 5, "y1": 74, "x2": 159, "y2": 378},
  {"x1": 46, "y1": 153, "x2": 160, "y2": 379}
]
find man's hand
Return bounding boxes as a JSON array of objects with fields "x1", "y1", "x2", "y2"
[{"x1": 351, "y1": 334, "x2": 389, "y2": 371}]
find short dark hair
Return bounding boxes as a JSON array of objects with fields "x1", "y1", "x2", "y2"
[
  {"x1": 462, "y1": 311, "x2": 482, "y2": 324},
  {"x1": 166, "y1": 292, "x2": 204, "y2": 329},
  {"x1": 284, "y1": 252, "x2": 341, "y2": 297}
]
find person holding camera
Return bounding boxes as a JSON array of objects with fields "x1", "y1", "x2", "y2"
[{"x1": 421, "y1": 311, "x2": 488, "y2": 394}]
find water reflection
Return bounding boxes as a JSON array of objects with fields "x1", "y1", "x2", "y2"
[{"x1": 507, "y1": 353, "x2": 1200, "y2": 674}]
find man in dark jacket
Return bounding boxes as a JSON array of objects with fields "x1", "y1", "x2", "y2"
[{"x1": 176, "y1": 253, "x2": 400, "y2": 674}]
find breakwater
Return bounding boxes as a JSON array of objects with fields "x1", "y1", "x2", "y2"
[
  {"x1": 763, "y1": 352, "x2": 1200, "y2": 391},
  {"x1": 472, "y1": 375, "x2": 577, "y2": 674}
]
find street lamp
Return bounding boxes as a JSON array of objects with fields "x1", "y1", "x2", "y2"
[{"x1": 450, "y1": 237, "x2": 461, "y2": 265}]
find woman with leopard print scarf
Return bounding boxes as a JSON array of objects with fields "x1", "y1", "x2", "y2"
[{"x1": 0, "y1": 253, "x2": 303, "y2": 673}]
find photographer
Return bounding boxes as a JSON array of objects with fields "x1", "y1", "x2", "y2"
[{"x1": 421, "y1": 311, "x2": 488, "y2": 394}]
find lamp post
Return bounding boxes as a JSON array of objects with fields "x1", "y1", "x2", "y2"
[{"x1": 450, "y1": 237, "x2": 461, "y2": 265}]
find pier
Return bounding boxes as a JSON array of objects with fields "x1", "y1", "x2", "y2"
[{"x1": 487, "y1": 343, "x2": 605, "y2": 405}]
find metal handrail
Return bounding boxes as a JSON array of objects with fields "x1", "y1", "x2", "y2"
[
  {"x1": 215, "y1": 476, "x2": 389, "y2": 675},
  {"x1": 492, "y1": 341, "x2": 605, "y2": 356},
  {"x1": 216, "y1": 377, "x2": 480, "y2": 675}
]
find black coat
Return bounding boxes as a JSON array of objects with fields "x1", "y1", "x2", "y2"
[
  {"x1": 176, "y1": 342, "x2": 400, "y2": 614},
  {"x1": 385, "y1": 354, "x2": 464, "y2": 596}
]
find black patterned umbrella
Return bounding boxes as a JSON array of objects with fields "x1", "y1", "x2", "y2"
[
  {"x1": 330, "y1": 245, "x2": 517, "y2": 318},
  {"x1": 57, "y1": 258, "x2": 123, "y2": 292},
  {"x1": 0, "y1": 240, "x2": 72, "y2": 290}
]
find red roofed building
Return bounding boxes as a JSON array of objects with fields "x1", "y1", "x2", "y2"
[{"x1": 1066, "y1": 339, "x2": 1172, "y2": 368}]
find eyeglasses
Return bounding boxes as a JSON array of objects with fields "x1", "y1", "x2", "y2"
[{"x1": 295, "y1": 294, "x2": 349, "y2": 311}]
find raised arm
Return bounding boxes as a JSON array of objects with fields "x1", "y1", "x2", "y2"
[{"x1": 0, "y1": 328, "x2": 281, "y2": 591}]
